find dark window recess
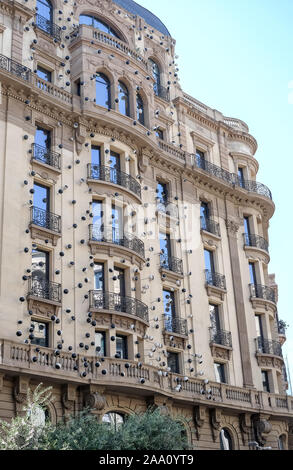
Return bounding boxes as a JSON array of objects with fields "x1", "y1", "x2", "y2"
[
  {"x1": 36, "y1": 65, "x2": 52, "y2": 83},
  {"x1": 262, "y1": 370, "x2": 270, "y2": 392},
  {"x1": 95, "y1": 331, "x2": 106, "y2": 356},
  {"x1": 136, "y1": 94, "x2": 144, "y2": 125},
  {"x1": 214, "y1": 362, "x2": 226, "y2": 383},
  {"x1": 94, "y1": 263, "x2": 104, "y2": 292},
  {"x1": 156, "y1": 128, "x2": 164, "y2": 140},
  {"x1": 116, "y1": 335, "x2": 128, "y2": 359},
  {"x1": 118, "y1": 81, "x2": 130, "y2": 117},
  {"x1": 30, "y1": 320, "x2": 49, "y2": 347},
  {"x1": 96, "y1": 73, "x2": 111, "y2": 109},
  {"x1": 167, "y1": 352, "x2": 180, "y2": 374}
]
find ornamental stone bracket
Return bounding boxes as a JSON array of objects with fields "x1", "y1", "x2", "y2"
[
  {"x1": 226, "y1": 219, "x2": 240, "y2": 237},
  {"x1": 75, "y1": 124, "x2": 87, "y2": 155},
  {"x1": 0, "y1": 24, "x2": 6, "y2": 33},
  {"x1": 138, "y1": 152, "x2": 149, "y2": 173},
  {"x1": 147, "y1": 394, "x2": 173, "y2": 416},
  {"x1": 256, "y1": 353, "x2": 284, "y2": 373},
  {"x1": 29, "y1": 224, "x2": 61, "y2": 247},
  {"x1": 210, "y1": 343, "x2": 232, "y2": 361},
  {"x1": 250, "y1": 297, "x2": 277, "y2": 316},
  {"x1": 239, "y1": 413, "x2": 252, "y2": 446},
  {"x1": 252, "y1": 413, "x2": 272, "y2": 446},
  {"x1": 14, "y1": 376, "x2": 30, "y2": 416},
  {"x1": 163, "y1": 330, "x2": 187, "y2": 350},
  {"x1": 205, "y1": 284, "x2": 227, "y2": 302},
  {"x1": 159, "y1": 267, "x2": 184, "y2": 284},
  {"x1": 82, "y1": 385, "x2": 106, "y2": 416},
  {"x1": 27, "y1": 297, "x2": 61, "y2": 321},
  {"x1": 193, "y1": 405, "x2": 206, "y2": 440},
  {"x1": 244, "y1": 246, "x2": 270, "y2": 265},
  {"x1": 92, "y1": 311, "x2": 148, "y2": 338},
  {"x1": 210, "y1": 408, "x2": 222, "y2": 442},
  {"x1": 62, "y1": 384, "x2": 77, "y2": 421}
]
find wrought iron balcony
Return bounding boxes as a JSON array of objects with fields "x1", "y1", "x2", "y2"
[
  {"x1": 0, "y1": 54, "x2": 31, "y2": 81},
  {"x1": 250, "y1": 284, "x2": 276, "y2": 304},
  {"x1": 200, "y1": 216, "x2": 221, "y2": 237},
  {"x1": 32, "y1": 143, "x2": 61, "y2": 170},
  {"x1": 154, "y1": 84, "x2": 170, "y2": 101},
  {"x1": 89, "y1": 291, "x2": 149, "y2": 323},
  {"x1": 255, "y1": 337, "x2": 283, "y2": 358},
  {"x1": 89, "y1": 226, "x2": 145, "y2": 259},
  {"x1": 205, "y1": 270, "x2": 226, "y2": 290},
  {"x1": 87, "y1": 164, "x2": 141, "y2": 199},
  {"x1": 243, "y1": 233, "x2": 269, "y2": 252},
  {"x1": 194, "y1": 154, "x2": 272, "y2": 200},
  {"x1": 160, "y1": 253, "x2": 183, "y2": 275},
  {"x1": 35, "y1": 14, "x2": 62, "y2": 42},
  {"x1": 156, "y1": 197, "x2": 179, "y2": 218},
  {"x1": 28, "y1": 277, "x2": 62, "y2": 303},
  {"x1": 209, "y1": 328, "x2": 232, "y2": 348},
  {"x1": 31, "y1": 206, "x2": 61, "y2": 234},
  {"x1": 164, "y1": 317, "x2": 188, "y2": 336}
]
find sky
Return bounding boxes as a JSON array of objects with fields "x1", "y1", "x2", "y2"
[{"x1": 138, "y1": 0, "x2": 293, "y2": 391}]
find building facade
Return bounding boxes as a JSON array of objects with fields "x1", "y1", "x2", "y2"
[{"x1": 0, "y1": 0, "x2": 292, "y2": 450}]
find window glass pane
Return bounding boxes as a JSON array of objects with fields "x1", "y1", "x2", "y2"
[
  {"x1": 35, "y1": 127, "x2": 51, "y2": 149},
  {"x1": 136, "y1": 94, "x2": 144, "y2": 125},
  {"x1": 262, "y1": 371, "x2": 270, "y2": 392},
  {"x1": 79, "y1": 15, "x2": 93, "y2": 26},
  {"x1": 210, "y1": 304, "x2": 221, "y2": 332},
  {"x1": 95, "y1": 331, "x2": 106, "y2": 356},
  {"x1": 94, "y1": 263, "x2": 104, "y2": 291},
  {"x1": 156, "y1": 182, "x2": 168, "y2": 202},
  {"x1": 220, "y1": 429, "x2": 233, "y2": 450},
  {"x1": 244, "y1": 216, "x2": 250, "y2": 236},
  {"x1": 30, "y1": 320, "x2": 48, "y2": 347},
  {"x1": 33, "y1": 183, "x2": 50, "y2": 212},
  {"x1": 204, "y1": 249, "x2": 214, "y2": 273},
  {"x1": 92, "y1": 201, "x2": 103, "y2": 228},
  {"x1": 32, "y1": 249, "x2": 49, "y2": 281},
  {"x1": 112, "y1": 205, "x2": 123, "y2": 240},
  {"x1": 37, "y1": 0, "x2": 52, "y2": 21},
  {"x1": 214, "y1": 362, "x2": 226, "y2": 383},
  {"x1": 167, "y1": 352, "x2": 179, "y2": 373},
  {"x1": 255, "y1": 315, "x2": 263, "y2": 339},
  {"x1": 37, "y1": 66, "x2": 52, "y2": 82},
  {"x1": 118, "y1": 82, "x2": 129, "y2": 116},
  {"x1": 113, "y1": 268, "x2": 125, "y2": 297},
  {"x1": 96, "y1": 74, "x2": 111, "y2": 108},
  {"x1": 249, "y1": 262, "x2": 257, "y2": 285},
  {"x1": 278, "y1": 435, "x2": 285, "y2": 450},
  {"x1": 156, "y1": 129, "x2": 163, "y2": 140},
  {"x1": 116, "y1": 335, "x2": 128, "y2": 359},
  {"x1": 149, "y1": 59, "x2": 160, "y2": 94},
  {"x1": 238, "y1": 167, "x2": 245, "y2": 187}
]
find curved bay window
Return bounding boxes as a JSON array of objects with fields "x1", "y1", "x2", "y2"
[
  {"x1": 149, "y1": 59, "x2": 161, "y2": 96},
  {"x1": 95, "y1": 73, "x2": 111, "y2": 109},
  {"x1": 102, "y1": 412, "x2": 124, "y2": 431},
  {"x1": 36, "y1": 0, "x2": 53, "y2": 22},
  {"x1": 136, "y1": 94, "x2": 145, "y2": 125},
  {"x1": 220, "y1": 428, "x2": 233, "y2": 450},
  {"x1": 79, "y1": 14, "x2": 121, "y2": 39},
  {"x1": 118, "y1": 81, "x2": 130, "y2": 117}
]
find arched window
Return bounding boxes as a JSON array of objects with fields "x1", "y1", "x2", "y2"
[
  {"x1": 220, "y1": 428, "x2": 233, "y2": 450},
  {"x1": 95, "y1": 73, "x2": 111, "y2": 109},
  {"x1": 149, "y1": 59, "x2": 161, "y2": 96},
  {"x1": 102, "y1": 412, "x2": 124, "y2": 431},
  {"x1": 79, "y1": 15, "x2": 120, "y2": 39},
  {"x1": 118, "y1": 81, "x2": 130, "y2": 117},
  {"x1": 136, "y1": 94, "x2": 144, "y2": 125},
  {"x1": 278, "y1": 434, "x2": 286, "y2": 450},
  {"x1": 36, "y1": 0, "x2": 53, "y2": 22}
]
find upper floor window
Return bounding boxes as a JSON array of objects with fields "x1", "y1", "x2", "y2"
[
  {"x1": 214, "y1": 362, "x2": 226, "y2": 383},
  {"x1": 136, "y1": 94, "x2": 145, "y2": 125},
  {"x1": 96, "y1": 73, "x2": 111, "y2": 109},
  {"x1": 262, "y1": 370, "x2": 270, "y2": 392},
  {"x1": 238, "y1": 167, "x2": 245, "y2": 187},
  {"x1": 36, "y1": 0, "x2": 52, "y2": 22},
  {"x1": 155, "y1": 128, "x2": 164, "y2": 140},
  {"x1": 167, "y1": 351, "x2": 180, "y2": 374},
  {"x1": 118, "y1": 81, "x2": 130, "y2": 117},
  {"x1": 30, "y1": 320, "x2": 49, "y2": 348},
  {"x1": 156, "y1": 181, "x2": 168, "y2": 204},
  {"x1": 35, "y1": 126, "x2": 51, "y2": 150},
  {"x1": 79, "y1": 15, "x2": 121, "y2": 39},
  {"x1": 243, "y1": 216, "x2": 251, "y2": 236},
  {"x1": 37, "y1": 65, "x2": 52, "y2": 83},
  {"x1": 220, "y1": 429, "x2": 233, "y2": 450},
  {"x1": 149, "y1": 59, "x2": 161, "y2": 96}
]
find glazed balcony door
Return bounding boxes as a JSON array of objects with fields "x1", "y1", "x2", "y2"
[
  {"x1": 109, "y1": 151, "x2": 121, "y2": 185},
  {"x1": 112, "y1": 205, "x2": 123, "y2": 243}
]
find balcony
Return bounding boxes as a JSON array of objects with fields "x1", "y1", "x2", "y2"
[
  {"x1": 28, "y1": 277, "x2": 61, "y2": 303},
  {"x1": 243, "y1": 233, "x2": 269, "y2": 253},
  {"x1": 209, "y1": 328, "x2": 232, "y2": 360},
  {"x1": 89, "y1": 291, "x2": 149, "y2": 324},
  {"x1": 87, "y1": 164, "x2": 141, "y2": 200},
  {"x1": 205, "y1": 270, "x2": 226, "y2": 301},
  {"x1": 29, "y1": 206, "x2": 61, "y2": 246},
  {"x1": 32, "y1": 143, "x2": 61, "y2": 171},
  {"x1": 35, "y1": 13, "x2": 62, "y2": 42},
  {"x1": 160, "y1": 253, "x2": 183, "y2": 276},
  {"x1": 164, "y1": 317, "x2": 188, "y2": 337},
  {"x1": 0, "y1": 54, "x2": 31, "y2": 81},
  {"x1": 89, "y1": 226, "x2": 145, "y2": 260},
  {"x1": 156, "y1": 197, "x2": 179, "y2": 218},
  {"x1": 194, "y1": 154, "x2": 272, "y2": 200},
  {"x1": 200, "y1": 216, "x2": 221, "y2": 237},
  {"x1": 250, "y1": 284, "x2": 276, "y2": 304},
  {"x1": 255, "y1": 337, "x2": 282, "y2": 358}
]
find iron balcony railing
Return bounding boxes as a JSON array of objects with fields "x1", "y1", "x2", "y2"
[
  {"x1": 31, "y1": 206, "x2": 61, "y2": 234},
  {"x1": 160, "y1": 253, "x2": 183, "y2": 275},
  {"x1": 156, "y1": 197, "x2": 179, "y2": 218},
  {"x1": 194, "y1": 154, "x2": 272, "y2": 200},
  {"x1": 89, "y1": 226, "x2": 145, "y2": 259},
  {"x1": 87, "y1": 164, "x2": 141, "y2": 199},
  {"x1": 89, "y1": 291, "x2": 149, "y2": 323},
  {"x1": 243, "y1": 233, "x2": 269, "y2": 252},
  {"x1": 250, "y1": 284, "x2": 276, "y2": 304},
  {"x1": 0, "y1": 54, "x2": 31, "y2": 81},
  {"x1": 255, "y1": 337, "x2": 283, "y2": 358},
  {"x1": 28, "y1": 277, "x2": 62, "y2": 303},
  {"x1": 164, "y1": 317, "x2": 188, "y2": 336},
  {"x1": 205, "y1": 270, "x2": 226, "y2": 290},
  {"x1": 35, "y1": 14, "x2": 62, "y2": 42},
  {"x1": 209, "y1": 328, "x2": 232, "y2": 348},
  {"x1": 200, "y1": 216, "x2": 221, "y2": 237},
  {"x1": 32, "y1": 143, "x2": 61, "y2": 170},
  {"x1": 154, "y1": 84, "x2": 170, "y2": 102}
]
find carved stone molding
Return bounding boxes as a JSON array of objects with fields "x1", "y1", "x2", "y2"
[
  {"x1": 14, "y1": 376, "x2": 30, "y2": 415},
  {"x1": 83, "y1": 385, "x2": 106, "y2": 413},
  {"x1": 163, "y1": 330, "x2": 187, "y2": 350},
  {"x1": 252, "y1": 414, "x2": 272, "y2": 446},
  {"x1": 30, "y1": 224, "x2": 61, "y2": 246},
  {"x1": 27, "y1": 297, "x2": 61, "y2": 321},
  {"x1": 239, "y1": 413, "x2": 252, "y2": 445},
  {"x1": 193, "y1": 405, "x2": 206, "y2": 439},
  {"x1": 147, "y1": 395, "x2": 172, "y2": 416},
  {"x1": 256, "y1": 353, "x2": 284, "y2": 372},
  {"x1": 226, "y1": 219, "x2": 240, "y2": 235},
  {"x1": 210, "y1": 344, "x2": 232, "y2": 361},
  {"x1": 210, "y1": 408, "x2": 222, "y2": 442}
]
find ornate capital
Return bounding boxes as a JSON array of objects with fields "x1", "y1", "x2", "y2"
[{"x1": 226, "y1": 219, "x2": 239, "y2": 235}]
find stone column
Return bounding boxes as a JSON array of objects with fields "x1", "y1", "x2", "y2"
[{"x1": 226, "y1": 218, "x2": 254, "y2": 388}]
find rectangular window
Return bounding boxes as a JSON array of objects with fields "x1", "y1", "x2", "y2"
[
  {"x1": 94, "y1": 263, "x2": 104, "y2": 291},
  {"x1": 156, "y1": 129, "x2": 164, "y2": 140},
  {"x1": 92, "y1": 201, "x2": 103, "y2": 233},
  {"x1": 37, "y1": 65, "x2": 52, "y2": 83},
  {"x1": 30, "y1": 320, "x2": 49, "y2": 347},
  {"x1": 262, "y1": 370, "x2": 270, "y2": 392},
  {"x1": 91, "y1": 146, "x2": 101, "y2": 166},
  {"x1": 32, "y1": 249, "x2": 49, "y2": 281},
  {"x1": 109, "y1": 151, "x2": 120, "y2": 184},
  {"x1": 244, "y1": 216, "x2": 251, "y2": 236},
  {"x1": 33, "y1": 182, "x2": 50, "y2": 212},
  {"x1": 156, "y1": 181, "x2": 168, "y2": 204},
  {"x1": 196, "y1": 149, "x2": 205, "y2": 168},
  {"x1": 163, "y1": 289, "x2": 176, "y2": 332},
  {"x1": 116, "y1": 335, "x2": 128, "y2": 359},
  {"x1": 214, "y1": 362, "x2": 226, "y2": 383},
  {"x1": 95, "y1": 331, "x2": 106, "y2": 357},
  {"x1": 249, "y1": 262, "x2": 257, "y2": 286},
  {"x1": 204, "y1": 249, "x2": 215, "y2": 273},
  {"x1": 210, "y1": 303, "x2": 221, "y2": 333},
  {"x1": 35, "y1": 126, "x2": 51, "y2": 150},
  {"x1": 238, "y1": 167, "x2": 245, "y2": 187},
  {"x1": 112, "y1": 204, "x2": 123, "y2": 241},
  {"x1": 113, "y1": 267, "x2": 125, "y2": 298},
  {"x1": 255, "y1": 315, "x2": 264, "y2": 340},
  {"x1": 75, "y1": 78, "x2": 81, "y2": 96},
  {"x1": 159, "y1": 232, "x2": 171, "y2": 269},
  {"x1": 200, "y1": 201, "x2": 210, "y2": 230},
  {"x1": 167, "y1": 352, "x2": 180, "y2": 374}
]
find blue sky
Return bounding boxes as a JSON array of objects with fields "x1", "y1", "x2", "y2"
[{"x1": 138, "y1": 0, "x2": 293, "y2": 391}]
